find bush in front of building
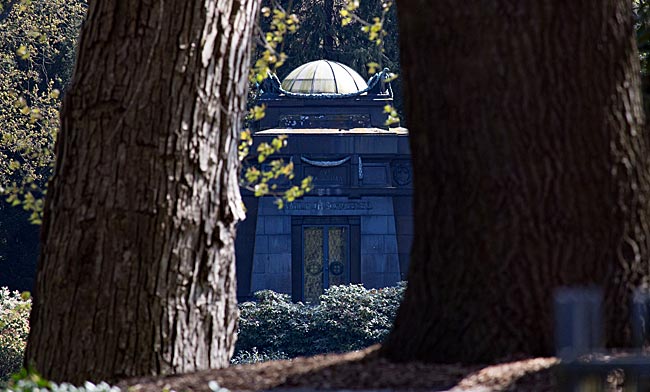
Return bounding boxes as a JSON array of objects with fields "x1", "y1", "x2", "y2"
[
  {"x1": 0, "y1": 288, "x2": 31, "y2": 383},
  {"x1": 230, "y1": 347, "x2": 290, "y2": 365},
  {"x1": 234, "y1": 282, "x2": 405, "y2": 361},
  {"x1": 0, "y1": 283, "x2": 406, "y2": 376}
]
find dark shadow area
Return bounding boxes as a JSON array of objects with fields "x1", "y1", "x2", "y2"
[
  {"x1": 0, "y1": 200, "x2": 39, "y2": 292},
  {"x1": 121, "y1": 346, "x2": 561, "y2": 392}
]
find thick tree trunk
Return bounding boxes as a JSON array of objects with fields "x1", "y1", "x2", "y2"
[
  {"x1": 25, "y1": 0, "x2": 258, "y2": 383},
  {"x1": 383, "y1": 1, "x2": 650, "y2": 362}
]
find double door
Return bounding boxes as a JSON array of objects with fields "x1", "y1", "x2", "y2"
[{"x1": 302, "y1": 225, "x2": 349, "y2": 303}]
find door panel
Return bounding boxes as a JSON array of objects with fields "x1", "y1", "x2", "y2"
[
  {"x1": 302, "y1": 225, "x2": 349, "y2": 302},
  {"x1": 328, "y1": 226, "x2": 348, "y2": 287},
  {"x1": 303, "y1": 227, "x2": 324, "y2": 303}
]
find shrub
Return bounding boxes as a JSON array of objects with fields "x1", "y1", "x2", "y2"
[
  {"x1": 0, "y1": 283, "x2": 405, "y2": 377},
  {"x1": 235, "y1": 290, "x2": 316, "y2": 358},
  {"x1": 235, "y1": 282, "x2": 405, "y2": 359},
  {"x1": 0, "y1": 288, "x2": 31, "y2": 383},
  {"x1": 311, "y1": 283, "x2": 404, "y2": 353},
  {"x1": 3, "y1": 369, "x2": 119, "y2": 392},
  {"x1": 230, "y1": 347, "x2": 289, "y2": 365}
]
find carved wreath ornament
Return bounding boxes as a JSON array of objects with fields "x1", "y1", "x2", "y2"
[{"x1": 301, "y1": 156, "x2": 351, "y2": 167}]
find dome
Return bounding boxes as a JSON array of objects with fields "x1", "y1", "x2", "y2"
[{"x1": 281, "y1": 60, "x2": 368, "y2": 94}]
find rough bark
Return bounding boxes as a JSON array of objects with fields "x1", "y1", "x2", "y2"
[
  {"x1": 25, "y1": 0, "x2": 258, "y2": 383},
  {"x1": 383, "y1": 1, "x2": 650, "y2": 362}
]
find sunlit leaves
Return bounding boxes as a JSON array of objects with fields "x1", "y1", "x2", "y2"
[
  {"x1": 16, "y1": 45, "x2": 29, "y2": 59},
  {"x1": 239, "y1": 129, "x2": 253, "y2": 161},
  {"x1": 339, "y1": 0, "x2": 359, "y2": 26},
  {"x1": 383, "y1": 104, "x2": 399, "y2": 126},
  {"x1": 367, "y1": 61, "x2": 380, "y2": 75},
  {"x1": 241, "y1": 133, "x2": 313, "y2": 209},
  {"x1": 249, "y1": 104, "x2": 266, "y2": 120},
  {"x1": 251, "y1": 3, "x2": 299, "y2": 82},
  {"x1": 341, "y1": 0, "x2": 391, "y2": 47},
  {"x1": 240, "y1": 103, "x2": 312, "y2": 209},
  {"x1": 341, "y1": 0, "x2": 400, "y2": 126},
  {"x1": 244, "y1": 13, "x2": 313, "y2": 209},
  {"x1": 361, "y1": 17, "x2": 385, "y2": 46},
  {"x1": 256, "y1": 142, "x2": 276, "y2": 163},
  {"x1": 0, "y1": 0, "x2": 86, "y2": 224}
]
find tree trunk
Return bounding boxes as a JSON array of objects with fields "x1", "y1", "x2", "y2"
[
  {"x1": 383, "y1": 0, "x2": 650, "y2": 363},
  {"x1": 25, "y1": 0, "x2": 258, "y2": 383},
  {"x1": 323, "y1": 0, "x2": 335, "y2": 58}
]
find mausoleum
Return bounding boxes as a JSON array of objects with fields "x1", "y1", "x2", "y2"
[{"x1": 235, "y1": 60, "x2": 413, "y2": 302}]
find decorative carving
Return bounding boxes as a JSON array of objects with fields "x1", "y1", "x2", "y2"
[
  {"x1": 392, "y1": 162, "x2": 412, "y2": 186},
  {"x1": 358, "y1": 156, "x2": 363, "y2": 180},
  {"x1": 329, "y1": 261, "x2": 344, "y2": 276},
  {"x1": 306, "y1": 262, "x2": 323, "y2": 276},
  {"x1": 260, "y1": 72, "x2": 283, "y2": 95},
  {"x1": 301, "y1": 156, "x2": 351, "y2": 167},
  {"x1": 279, "y1": 113, "x2": 371, "y2": 128}
]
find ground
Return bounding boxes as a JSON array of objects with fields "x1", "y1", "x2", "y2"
[{"x1": 122, "y1": 346, "x2": 559, "y2": 392}]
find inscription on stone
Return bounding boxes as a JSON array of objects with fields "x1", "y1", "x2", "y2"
[
  {"x1": 304, "y1": 166, "x2": 349, "y2": 186},
  {"x1": 286, "y1": 200, "x2": 373, "y2": 211}
]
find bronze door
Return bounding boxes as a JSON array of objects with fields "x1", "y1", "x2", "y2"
[{"x1": 302, "y1": 225, "x2": 349, "y2": 303}]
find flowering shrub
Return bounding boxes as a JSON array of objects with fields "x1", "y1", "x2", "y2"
[
  {"x1": 235, "y1": 282, "x2": 405, "y2": 359},
  {"x1": 0, "y1": 288, "x2": 31, "y2": 382}
]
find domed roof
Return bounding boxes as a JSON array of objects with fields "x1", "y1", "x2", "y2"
[{"x1": 281, "y1": 60, "x2": 368, "y2": 94}]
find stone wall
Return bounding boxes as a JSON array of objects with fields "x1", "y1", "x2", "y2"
[{"x1": 245, "y1": 196, "x2": 409, "y2": 300}]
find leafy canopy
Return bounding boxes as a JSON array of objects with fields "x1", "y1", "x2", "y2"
[{"x1": 0, "y1": 0, "x2": 85, "y2": 224}]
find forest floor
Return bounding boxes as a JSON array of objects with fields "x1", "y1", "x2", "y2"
[{"x1": 122, "y1": 345, "x2": 561, "y2": 392}]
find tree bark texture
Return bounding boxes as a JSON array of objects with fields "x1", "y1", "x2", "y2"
[
  {"x1": 25, "y1": 0, "x2": 258, "y2": 383},
  {"x1": 383, "y1": 1, "x2": 650, "y2": 363}
]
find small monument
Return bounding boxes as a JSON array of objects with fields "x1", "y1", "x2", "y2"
[{"x1": 235, "y1": 60, "x2": 413, "y2": 302}]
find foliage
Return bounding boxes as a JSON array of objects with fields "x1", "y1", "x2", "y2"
[
  {"x1": 0, "y1": 0, "x2": 400, "y2": 223},
  {"x1": 251, "y1": 2, "x2": 299, "y2": 82},
  {"x1": 2, "y1": 369, "x2": 119, "y2": 392},
  {"x1": 340, "y1": 0, "x2": 392, "y2": 51},
  {"x1": 230, "y1": 347, "x2": 290, "y2": 365},
  {"x1": 241, "y1": 3, "x2": 313, "y2": 208},
  {"x1": 275, "y1": 0, "x2": 402, "y2": 119},
  {"x1": 235, "y1": 282, "x2": 405, "y2": 359},
  {"x1": 252, "y1": 0, "x2": 402, "y2": 124},
  {"x1": 0, "y1": 0, "x2": 86, "y2": 224},
  {"x1": 0, "y1": 288, "x2": 31, "y2": 383},
  {"x1": 2, "y1": 369, "x2": 232, "y2": 392},
  {"x1": 239, "y1": 129, "x2": 313, "y2": 209},
  {"x1": 1, "y1": 283, "x2": 403, "y2": 383},
  {"x1": 340, "y1": 0, "x2": 400, "y2": 125},
  {"x1": 268, "y1": 0, "x2": 399, "y2": 80},
  {"x1": 0, "y1": 0, "x2": 309, "y2": 231}
]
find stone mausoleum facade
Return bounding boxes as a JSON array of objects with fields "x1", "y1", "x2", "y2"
[{"x1": 235, "y1": 60, "x2": 413, "y2": 302}]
